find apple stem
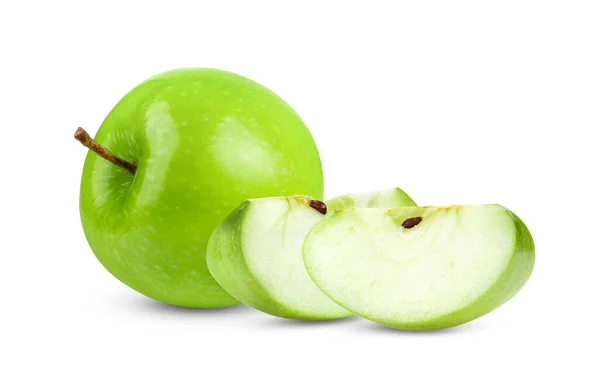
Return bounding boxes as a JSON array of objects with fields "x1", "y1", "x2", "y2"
[{"x1": 74, "y1": 127, "x2": 137, "y2": 175}]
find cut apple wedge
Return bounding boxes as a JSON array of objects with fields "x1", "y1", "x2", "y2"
[
  {"x1": 303, "y1": 204, "x2": 535, "y2": 330},
  {"x1": 326, "y1": 187, "x2": 415, "y2": 215},
  {"x1": 206, "y1": 196, "x2": 350, "y2": 320},
  {"x1": 206, "y1": 190, "x2": 416, "y2": 320}
]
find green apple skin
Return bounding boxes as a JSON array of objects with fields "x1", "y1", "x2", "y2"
[
  {"x1": 79, "y1": 68, "x2": 324, "y2": 308},
  {"x1": 303, "y1": 205, "x2": 535, "y2": 330}
]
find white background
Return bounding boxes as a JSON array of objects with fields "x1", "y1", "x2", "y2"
[{"x1": 2, "y1": 1, "x2": 599, "y2": 378}]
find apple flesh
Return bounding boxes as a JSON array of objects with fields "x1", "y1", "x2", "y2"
[
  {"x1": 303, "y1": 204, "x2": 535, "y2": 330},
  {"x1": 206, "y1": 189, "x2": 416, "y2": 319},
  {"x1": 78, "y1": 68, "x2": 324, "y2": 308},
  {"x1": 326, "y1": 187, "x2": 415, "y2": 214}
]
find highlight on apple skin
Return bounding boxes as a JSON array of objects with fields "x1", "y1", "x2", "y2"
[
  {"x1": 206, "y1": 188, "x2": 417, "y2": 319},
  {"x1": 77, "y1": 68, "x2": 324, "y2": 308},
  {"x1": 302, "y1": 204, "x2": 535, "y2": 330}
]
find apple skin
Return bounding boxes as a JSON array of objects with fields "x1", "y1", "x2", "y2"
[{"x1": 79, "y1": 68, "x2": 324, "y2": 308}]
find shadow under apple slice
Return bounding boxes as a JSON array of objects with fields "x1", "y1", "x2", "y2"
[
  {"x1": 351, "y1": 318, "x2": 488, "y2": 335},
  {"x1": 249, "y1": 315, "x2": 361, "y2": 330},
  {"x1": 110, "y1": 292, "x2": 254, "y2": 317}
]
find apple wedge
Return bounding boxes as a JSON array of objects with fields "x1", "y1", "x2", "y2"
[
  {"x1": 206, "y1": 190, "x2": 416, "y2": 320},
  {"x1": 206, "y1": 196, "x2": 349, "y2": 319},
  {"x1": 303, "y1": 204, "x2": 535, "y2": 330}
]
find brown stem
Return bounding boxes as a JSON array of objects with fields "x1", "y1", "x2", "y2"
[{"x1": 74, "y1": 127, "x2": 137, "y2": 175}]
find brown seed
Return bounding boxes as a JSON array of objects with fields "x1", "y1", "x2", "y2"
[
  {"x1": 309, "y1": 200, "x2": 327, "y2": 215},
  {"x1": 402, "y1": 216, "x2": 423, "y2": 229}
]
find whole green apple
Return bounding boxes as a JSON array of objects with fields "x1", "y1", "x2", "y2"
[{"x1": 77, "y1": 68, "x2": 324, "y2": 308}]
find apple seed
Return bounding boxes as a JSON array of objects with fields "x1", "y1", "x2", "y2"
[
  {"x1": 401, "y1": 216, "x2": 423, "y2": 229},
  {"x1": 309, "y1": 200, "x2": 327, "y2": 215}
]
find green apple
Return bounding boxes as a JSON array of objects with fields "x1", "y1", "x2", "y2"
[
  {"x1": 326, "y1": 187, "x2": 415, "y2": 214},
  {"x1": 206, "y1": 189, "x2": 416, "y2": 319},
  {"x1": 303, "y1": 204, "x2": 535, "y2": 330},
  {"x1": 76, "y1": 68, "x2": 324, "y2": 308}
]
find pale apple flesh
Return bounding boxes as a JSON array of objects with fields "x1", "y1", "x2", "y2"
[
  {"x1": 302, "y1": 204, "x2": 535, "y2": 330},
  {"x1": 207, "y1": 196, "x2": 352, "y2": 320},
  {"x1": 326, "y1": 187, "x2": 416, "y2": 215}
]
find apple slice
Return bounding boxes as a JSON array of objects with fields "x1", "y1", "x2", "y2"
[
  {"x1": 303, "y1": 204, "x2": 535, "y2": 330},
  {"x1": 206, "y1": 189, "x2": 416, "y2": 320},
  {"x1": 206, "y1": 196, "x2": 350, "y2": 320},
  {"x1": 326, "y1": 187, "x2": 415, "y2": 214}
]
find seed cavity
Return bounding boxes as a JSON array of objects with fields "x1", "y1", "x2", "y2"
[
  {"x1": 402, "y1": 216, "x2": 423, "y2": 229},
  {"x1": 309, "y1": 200, "x2": 327, "y2": 215}
]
